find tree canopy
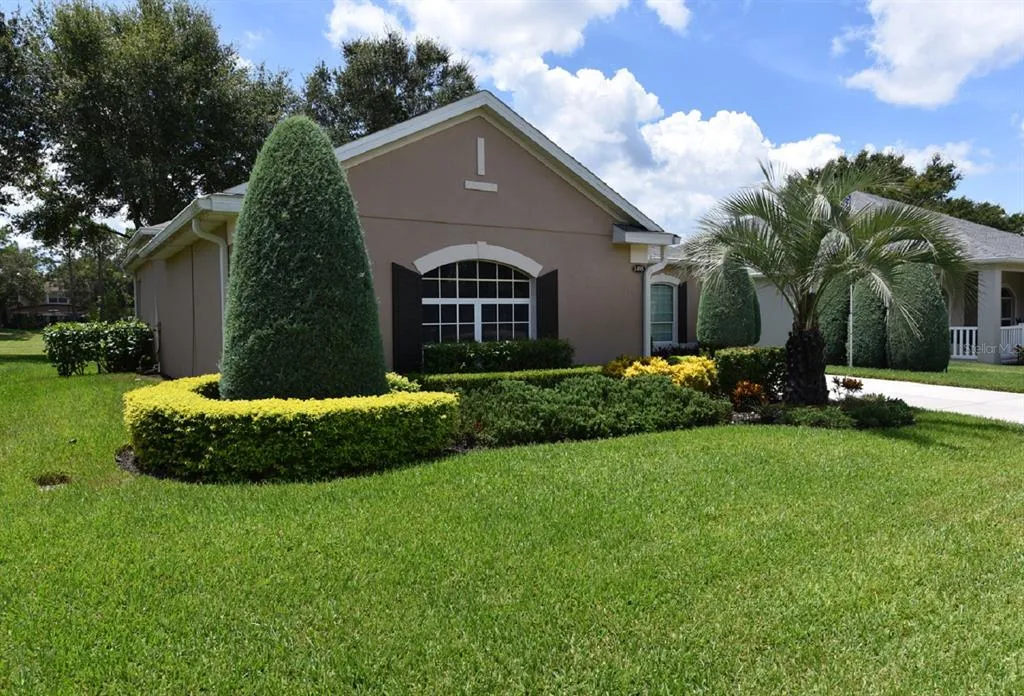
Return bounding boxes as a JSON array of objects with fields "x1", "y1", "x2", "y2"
[
  {"x1": 301, "y1": 29, "x2": 477, "y2": 145},
  {"x1": 0, "y1": 9, "x2": 46, "y2": 208}
]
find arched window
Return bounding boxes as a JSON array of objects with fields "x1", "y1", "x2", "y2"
[
  {"x1": 650, "y1": 282, "x2": 676, "y2": 346},
  {"x1": 1002, "y1": 287, "x2": 1016, "y2": 327},
  {"x1": 421, "y1": 261, "x2": 532, "y2": 343}
]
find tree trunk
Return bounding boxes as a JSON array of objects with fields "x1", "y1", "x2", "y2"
[{"x1": 785, "y1": 326, "x2": 828, "y2": 405}]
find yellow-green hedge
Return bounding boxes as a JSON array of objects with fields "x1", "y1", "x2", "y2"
[{"x1": 124, "y1": 375, "x2": 458, "y2": 482}]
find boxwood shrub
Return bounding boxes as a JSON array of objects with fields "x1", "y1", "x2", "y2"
[
  {"x1": 417, "y1": 366, "x2": 602, "y2": 392},
  {"x1": 457, "y1": 374, "x2": 731, "y2": 447},
  {"x1": 123, "y1": 375, "x2": 458, "y2": 482},
  {"x1": 421, "y1": 338, "x2": 574, "y2": 374},
  {"x1": 715, "y1": 346, "x2": 786, "y2": 402},
  {"x1": 42, "y1": 320, "x2": 154, "y2": 376}
]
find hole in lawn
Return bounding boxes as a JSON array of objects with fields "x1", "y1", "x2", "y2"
[{"x1": 34, "y1": 471, "x2": 71, "y2": 489}]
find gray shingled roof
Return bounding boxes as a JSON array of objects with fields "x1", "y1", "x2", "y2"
[{"x1": 848, "y1": 191, "x2": 1024, "y2": 263}]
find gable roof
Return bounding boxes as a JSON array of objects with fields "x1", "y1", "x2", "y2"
[
  {"x1": 226, "y1": 90, "x2": 663, "y2": 233},
  {"x1": 848, "y1": 191, "x2": 1024, "y2": 264}
]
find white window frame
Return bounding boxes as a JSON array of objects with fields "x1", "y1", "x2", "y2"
[
  {"x1": 649, "y1": 275, "x2": 680, "y2": 350},
  {"x1": 421, "y1": 260, "x2": 536, "y2": 343},
  {"x1": 1002, "y1": 285, "x2": 1016, "y2": 327}
]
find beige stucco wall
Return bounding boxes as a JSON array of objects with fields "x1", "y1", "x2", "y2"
[{"x1": 143, "y1": 115, "x2": 646, "y2": 375}]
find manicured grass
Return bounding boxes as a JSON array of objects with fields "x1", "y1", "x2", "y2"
[
  {"x1": 829, "y1": 360, "x2": 1024, "y2": 393},
  {"x1": 4, "y1": 355, "x2": 1024, "y2": 692},
  {"x1": 0, "y1": 328, "x2": 44, "y2": 357}
]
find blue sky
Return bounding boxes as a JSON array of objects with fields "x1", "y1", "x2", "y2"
[{"x1": 5, "y1": 0, "x2": 1024, "y2": 236}]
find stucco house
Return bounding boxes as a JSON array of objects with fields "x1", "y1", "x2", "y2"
[
  {"x1": 123, "y1": 91, "x2": 695, "y2": 377},
  {"x1": 755, "y1": 191, "x2": 1024, "y2": 364}
]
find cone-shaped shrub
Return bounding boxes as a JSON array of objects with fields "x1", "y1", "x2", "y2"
[
  {"x1": 887, "y1": 264, "x2": 950, "y2": 372},
  {"x1": 850, "y1": 278, "x2": 887, "y2": 368},
  {"x1": 696, "y1": 257, "x2": 761, "y2": 350},
  {"x1": 819, "y1": 283, "x2": 850, "y2": 365},
  {"x1": 220, "y1": 116, "x2": 388, "y2": 400}
]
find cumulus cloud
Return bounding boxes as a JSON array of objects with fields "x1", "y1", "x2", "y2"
[
  {"x1": 840, "y1": 0, "x2": 1024, "y2": 107},
  {"x1": 326, "y1": 0, "x2": 403, "y2": 46},
  {"x1": 865, "y1": 140, "x2": 990, "y2": 176},
  {"x1": 644, "y1": 0, "x2": 691, "y2": 32}
]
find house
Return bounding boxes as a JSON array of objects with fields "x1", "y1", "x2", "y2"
[
  {"x1": 6, "y1": 283, "x2": 84, "y2": 328},
  {"x1": 755, "y1": 191, "x2": 1024, "y2": 363},
  {"x1": 122, "y1": 91, "x2": 694, "y2": 377}
]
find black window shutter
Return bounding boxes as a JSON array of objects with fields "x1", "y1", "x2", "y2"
[
  {"x1": 392, "y1": 263, "x2": 422, "y2": 373},
  {"x1": 678, "y1": 282, "x2": 688, "y2": 343},
  {"x1": 536, "y1": 270, "x2": 559, "y2": 339}
]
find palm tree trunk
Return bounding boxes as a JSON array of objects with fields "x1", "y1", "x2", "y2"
[{"x1": 785, "y1": 327, "x2": 828, "y2": 405}]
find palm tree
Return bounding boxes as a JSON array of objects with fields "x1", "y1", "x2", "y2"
[{"x1": 677, "y1": 163, "x2": 967, "y2": 405}]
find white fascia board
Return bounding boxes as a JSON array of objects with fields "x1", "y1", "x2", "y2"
[
  {"x1": 612, "y1": 226, "x2": 680, "y2": 246},
  {"x1": 129, "y1": 193, "x2": 243, "y2": 267}
]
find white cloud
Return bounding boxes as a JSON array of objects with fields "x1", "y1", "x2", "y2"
[
  {"x1": 644, "y1": 0, "x2": 691, "y2": 32},
  {"x1": 840, "y1": 0, "x2": 1024, "y2": 107},
  {"x1": 865, "y1": 140, "x2": 990, "y2": 175},
  {"x1": 233, "y1": 55, "x2": 255, "y2": 72},
  {"x1": 243, "y1": 30, "x2": 266, "y2": 50},
  {"x1": 326, "y1": 0, "x2": 402, "y2": 46}
]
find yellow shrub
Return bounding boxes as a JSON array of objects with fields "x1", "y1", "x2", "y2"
[{"x1": 623, "y1": 356, "x2": 717, "y2": 392}]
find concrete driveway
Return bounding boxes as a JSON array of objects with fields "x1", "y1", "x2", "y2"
[{"x1": 827, "y1": 375, "x2": 1024, "y2": 425}]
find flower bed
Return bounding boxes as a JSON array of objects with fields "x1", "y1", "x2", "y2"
[{"x1": 123, "y1": 375, "x2": 458, "y2": 482}]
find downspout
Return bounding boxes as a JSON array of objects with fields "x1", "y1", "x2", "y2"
[
  {"x1": 191, "y1": 219, "x2": 228, "y2": 348},
  {"x1": 642, "y1": 260, "x2": 669, "y2": 357}
]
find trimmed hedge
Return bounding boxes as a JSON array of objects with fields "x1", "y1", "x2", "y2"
[
  {"x1": 819, "y1": 283, "x2": 850, "y2": 365},
  {"x1": 457, "y1": 374, "x2": 732, "y2": 447},
  {"x1": 42, "y1": 320, "x2": 154, "y2": 376},
  {"x1": 124, "y1": 375, "x2": 458, "y2": 482},
  {"x1": 417, "y1": 366, "x2": 601, "y2": 392},
  {"x1": 220, "y1": 116, "x2": 388, "y2": 400},
  {"x1": 886, "y1": 264, "x2": 949, "y2": 372},
  {"x1": 715, "y1": 346, "x2": 786, "y2": 402},
  {"x1": 851, "y1": 279, "x2": 888, "y2": 368},
  {"x1": 421, "y1": 339, "x2": 574, "y2": 374},
  {"x1": 696, "y1": 257, "x2": 761, "y2": 350},
  {"x1": 840, "y1": 394, "x2": 915, "y2": 428},
  {"x1": 623, "y1": 356, "x2": 718, "y2": 392}
]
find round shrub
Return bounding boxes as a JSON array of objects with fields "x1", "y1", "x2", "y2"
[
  {"x1": 714, "y1": 346, "x2": 786, "y2": 402},
  {"x1": 818, "y1": 283, "x2": 850, "y2": 365},
  {"x1": 622, "y1": 356, "x2": 717, "y2": 392},
  {"x1": 123, "y1": 376, "x2": 458, "y2": 482},
  {"x1": 696, "y1": 257, "x2": 761, "y2": 350},
  {"x1": 220, "y1": 116, "x2": 387, "y2": 401},
  {"x1": 850, "y1": 279, "x2": 887, "y2": 368},
  {"x1": 886, "y1": 264, "x2": 949, "y2": 372}
]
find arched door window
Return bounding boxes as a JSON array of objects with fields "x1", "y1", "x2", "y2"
[
  {"x1": 421, "y1": 261, "x2": 532, "y2": 343},
  {"x1": 650, "y1": 283, "x2": 676, "y2": 346}
]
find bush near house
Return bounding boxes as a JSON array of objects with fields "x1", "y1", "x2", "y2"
[
  {"x1": 421, "y1": 338, "x2": 574, "y2": 374},
  {"x1": 851, "y1": 279, "x2": 888, "y2": 368},
  {"x1": 124, "y1": 375, "x2": 458, "y2": 482},
  {"x1": 696, "y1": 257, "x2": 761, "y2": 350},
  {"x1": 42, "y1": 320, "x2": 154, "y2": 376},
  {"x1": 622, "y1": 356, "x2": 718, "y2": 392},
  {"x1": 417, "y1": 365, "x2": 600, "y2": 392},
  {"x1": 220, "y1": 116, "x2": 388, "y2": 400},
  {"x1": 457, "y1": 374, "x2": 731, "y2": 447},
  {"x1": 715, "y1": 346, "x2": 786, "y2": 402},
  {"x1": 886, "y1": 264, "x2": 950, "y2": 372},
  {"x1": 819, "y1": 283, "x2": 850, "y2": 365}
]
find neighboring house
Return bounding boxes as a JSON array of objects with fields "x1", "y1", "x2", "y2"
[
  {"x1": 7, "y1": 283, "x2": 84, "y2": 327},
  {"x1": 755, "y1": 191, "x2": 1024, "y2": 363},
  {"x1": 123, "y1": 91, "x2": 690, "y2": 377}
]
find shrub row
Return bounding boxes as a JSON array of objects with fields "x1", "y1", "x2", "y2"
[
  {"x1": 715, "y1": 346, "x2": 786, "y2": 401},
  {"x1": 623, "y1": 356, "x2": 717, "y2": 392},
  {"x1": 415, "y1": 366, "x2": 602, "y2": 392},
  {"x1": 42, "y1": 320, "x2": 155, "y2": 377},
  {"x1": 123, "y1": 375, "x2": 458, "y2": 482},
  {"x1": 457, "y1": 374, "x2": 732, "y2": 447},
  {"x1": 421, "y1": 338, "x2": 573, "y2": 374},
  {"x1": 758, "y1": 394, "x2": 914, "y2": 429}
]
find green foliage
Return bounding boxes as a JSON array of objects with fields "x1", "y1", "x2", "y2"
[
  {"x1": 774, "y1": 405, "x2": 854, "y2": 429},
  {"x1": 840, "y1": 394, "x2": 915, "y2": 429},
  {"x1": 418, "y1": 366, "x2": 601, "y2": 392},
  {"x1": 42, "y1": 320, "x2": 154, "y2": 376},
  {"x1": 457, "y1": 374, "x2": 731, "y2": 447},
  {"x1": 0, "y1": 234, "x2": 45, "y2": 327},
  {"x1": 421, "y1": 339, "x2": 574, "y2": 374},
  {"x1": 0, "y1": 9, "x2": 45, "y2": 206},
  {"x1": 123, "y1": 375, "x2": 458, "y2": 482},
  {"x1": 40, "y1": 0, "x2": 295, "y2": 227},
  {"x1": 715, "y1": 347, "x2": 786, "y2": 402},
  {"x1": 696, "y1": 257, "x2": 761, "y2": 349},
  {"x1": 1016, "y1": 345, "x2": 1024, "y2": 366},
  {"x1": 851, "y1": 279, "x2": 888, "y2": 368},
  {"x1": 886, "y1": 264, "x2": 950, "y2": 372},
  {"x1": 301, "y1": 29, "x2": 476, "y2": 146},
  {"x1": 386, "y1": 372, "x2": 421, "y2": 392},
  {"x1": 220, "y1": 116, "x2": 387, "y2": 400},
  {"x1": 818, "y1": 282, "x2": 850, "y2": 365}
]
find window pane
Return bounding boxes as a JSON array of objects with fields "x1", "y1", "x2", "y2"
[
  {"x1": 479, "y1": 280, "x2": 497, "y2": 298},
  {"x1": 441, "y1": 324, "x2": 457, "y2": 342},
  {"x1": 439, "y1": 263, "x2": 457, "y2": 279},
  {"x1": 458, "y1": 280, "x2": 478, "y2": 298},
  {"x1": 457, "y1": 260, "x2": 477, "y2": 279},
  {"x1": 481, "y1": 324, "x2": 498, "y2": 342},
  {"x1": 422, "y1": 304, "x2": 439, "y2": 323},
  {"x1": 651, "y1": 284, "x2": 674, "y2": 323},
  {"x1": 459, "y1": 323, "x2": 475, "y2": 342},
  {"x1": 482, "y1": 304, "x2": 497, "y2": 322},
  {"x1": 498, "y1": 304, "x2": 513, "y2": 322},
  {"x1": 498, "y1": 264, "x2": 513, "y2": 280},
  {"x1": 514, "y1": 304, "x2": 528, "y2": 322},
  {"x1": 651, "y1": 322, "x2": 674, "y2": 342},
  {"x1": 478, "y1": 262, "x2": 497, "y2": 279},
  {"x1": 498, "y1": 282, "x2": 513, "y2": 298},
  {"x1": 422, "y1": 325, "x2": 440, "y2": 344},
  {"x1": 441, "y1": 305, "x2": 456, "y2": 323},
  {"x1": 512, "y1": 269, "x2": 529, "y2": 281},
  {"x1": 513, "y1": 281, "x2": 530, "y2": 298},
  {"x1": 421, "y1": 278, "x2": 440, "y2": 298},
  {"x1": 440, "y1": 280, "x2": 457, "y2": 298},
  {"x1": 423, "y1": 267, "x2": 439, "y2": 279},
  {"x1": 459, "y1": 304, "x2": 474, "y2": 323},
  {"x1": 513, "y1": 323, "x2": 530, "y2": 340}
]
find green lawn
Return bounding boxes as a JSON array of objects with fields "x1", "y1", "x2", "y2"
[
  {"x1": 0, "y1": 328, "x2": 44, "y2": 357},
  {"x1": 5, "y1": 340, "x2": 1024, "y2": 693},
  {"x1": 829, "y1": 360, "x2": 1024, "y2": 393}
]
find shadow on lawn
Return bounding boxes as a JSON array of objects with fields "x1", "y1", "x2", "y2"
[
  {"x1": 0, "y1": 329, "x2": 37, "y2": 342},
  {"x1": 0, "y1": 354, "x2": 48, "y2": 364},
  {"x1": 866, "y1": 410, "x2": 1024, "y2": 451}
]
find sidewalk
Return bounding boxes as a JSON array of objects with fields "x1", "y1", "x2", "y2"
[{"x1": 827, "y1": 375, "x2": 1024, "y2": 425}]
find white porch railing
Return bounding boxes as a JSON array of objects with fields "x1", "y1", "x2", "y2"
[
  {"x1": 949, "y1": 325, "x2": 1024, "y2": 361},
  {"x1": 949, "y1": 326, "x2": 978, "y2": 360}
]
